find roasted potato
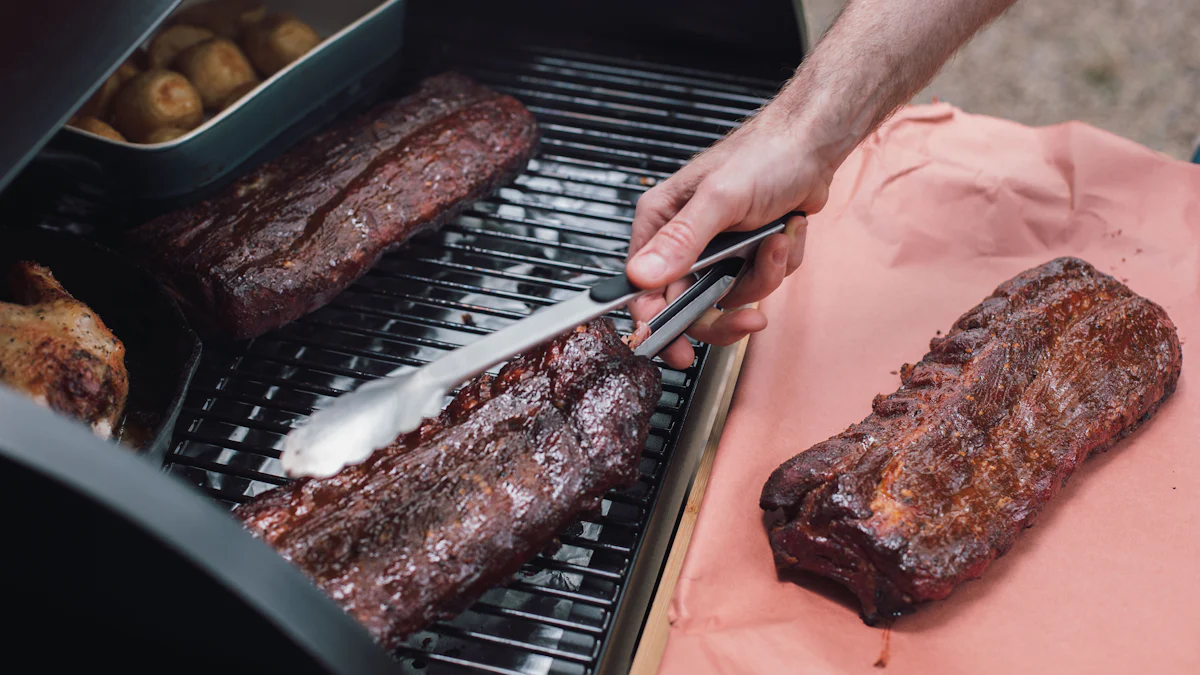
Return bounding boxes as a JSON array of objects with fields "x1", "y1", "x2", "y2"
[
  {"x1": 172, "y1": 0, "x2": 266, "y2": 39},
  {"x1": 143, "y1": 126, "x2": 189, "y2": 143},
  {"x1": 219, "y1": 80, "x2": 259, "y2": 111},
  {"x1": 115, "y1": 59, "x2": 141, "y2": 83},
  {"x1": 110, "y1": 70, "x2": 204, "y2": 142},
  {"x1": 147, "y1": 24, "x2": 215, "y2": 69},
  {"x1": 242, "y1": 14, "x2": 320, "y2": 76},
  {"x1": 174, "y1": 38, "x2": 259, "y2": 109},
  {"x1": 68, "y1": 116, "x2": 126, "y2": 142},
  {"x1": 76, "y1": 58, "x2": 140, "y2": 119}
]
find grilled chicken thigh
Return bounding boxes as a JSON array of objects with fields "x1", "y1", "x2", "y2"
[{"x1": 0, "y1": 262, "x2": 128, "y2": 438}]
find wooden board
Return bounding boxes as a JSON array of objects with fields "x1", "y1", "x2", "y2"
[{"x1": 629, "y1": 336, "x2": 752, "y2": 675}]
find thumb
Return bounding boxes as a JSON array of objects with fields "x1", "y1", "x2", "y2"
[{"x1": 625, "y1": 180, "x2": 742, "y2": 289}]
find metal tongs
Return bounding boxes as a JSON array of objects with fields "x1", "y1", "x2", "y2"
[{"x1": 280, "y1": 213, "x2": 799, "y2": 478}]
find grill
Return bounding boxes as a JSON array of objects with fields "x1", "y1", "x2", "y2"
[{"x1": 161, "y1": 45, "x2": 777, "y2": 674}]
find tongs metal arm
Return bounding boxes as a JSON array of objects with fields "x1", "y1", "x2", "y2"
[
  {"x1": 612, "y1": 210, "x2": 803, "y2": 358},
  {"x1": 633, "y1": 257, "x2": 746, "y2": 358}
]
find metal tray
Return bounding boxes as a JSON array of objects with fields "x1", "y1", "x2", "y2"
[
  {"x1": 32, "y1": 0, "x2": 406, "y2": 207},
  {"x1": 0, "y1": 228, "x2": 201, "y2": 463}
]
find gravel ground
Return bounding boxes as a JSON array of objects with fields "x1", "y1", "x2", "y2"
[{"x1": 801, "y1": 0, "x2": 1200, "y2": 160}]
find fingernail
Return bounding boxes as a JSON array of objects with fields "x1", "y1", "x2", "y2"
[
  {"x1": 772, "y1": 244, "x2": 787, "y2": 266},
  {"x1": 630, "y1": 250, "x2": 667, "y2": 281},
  {"x1": 784, "y1": 216, "x2": 807, "y2": 239},
  {"x1": 786, "y1": 220, "x2": 808, "y2": 271}
]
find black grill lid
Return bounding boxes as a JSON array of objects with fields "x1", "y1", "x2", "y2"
[
  {"x1": 405, "y1": 0, "x2": 806, "y2": 80},
  {"x1": 0, "y1": 387, "x2": 400, "y2": 675},
  {"x1": 0, "y1": 0, "x2": 180, "y2": 192}
]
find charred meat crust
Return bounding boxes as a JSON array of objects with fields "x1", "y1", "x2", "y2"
[
  {"x1": 127, "y1": 72, "x2": 540, "y2": 340},
  {"x1": 234, "y1": 319, "x2": 661, "y2": 647},
  {"x1": 760, "y1": 257, "x2": 1182, "y2": 624}
]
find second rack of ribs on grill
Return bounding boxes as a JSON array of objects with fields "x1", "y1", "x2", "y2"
[
  {"x1": 761, "y1": 257, "x2": 1182, "y2": 623},
  {"x1": 235, "y1": 319, "x2": 662, "y2": 647},
  {"x1": 128, "y1": 72, "x2": 539, "y2": 340}
]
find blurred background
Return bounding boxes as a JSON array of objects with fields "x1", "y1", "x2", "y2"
[{"x1": 803, "y1": 0, "x2": 1200, "y2": 160}]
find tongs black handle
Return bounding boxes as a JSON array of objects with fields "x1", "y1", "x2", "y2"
[
  {"x1": 589, "y1": 211, "x2": 802, "y2": 303},
  {"x1": 621, "y1": 211, "x2": 805, "y2": 357}
]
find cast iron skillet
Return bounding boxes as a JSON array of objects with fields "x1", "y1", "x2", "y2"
[{"x1": 0, "y1": 227, "x2": 201, "y2": 463}]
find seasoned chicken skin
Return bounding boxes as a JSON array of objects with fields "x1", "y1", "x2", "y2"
[{"x1": 0, "y1": 262, "x2": 128, "y2": 437}]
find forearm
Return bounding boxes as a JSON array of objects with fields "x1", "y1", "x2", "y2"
[
  {"x1": 624, "y1": 0, "x2": 1018, "y2": 364},
  {"x1": 765, "y1": 0, "x2": 1017, "y2": 171}
]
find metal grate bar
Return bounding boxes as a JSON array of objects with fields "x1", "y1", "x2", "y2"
[
  {"x1": 178, "y1": 409, "x2": 289, "y2": 437},
  {"x1": 325, "y1": 297, "x2": 495, "y2": 336},
  {"x1": 193, "y1": 368, "x2": 346, "y2": 398},
  {"x1": 540, "y1": 123, "x2": 710, "y2": 156},
  {"x1": 428, "y1": 625, "x2": 594, "y2": 664},
  {"x1": 170, "y1": 454, "x2": 287, "y2": 485},
  {"x1": 397, "y1": 256, "x2": 592, "y2": 293},
  {"x1": 505, "y1": 582, "x2": 614, "y2": 608},
  {"x1": 340, "y1": 287, "x2": 531, "y2": 321},
  {"x1": 369, "y1": 272, "x2": 565, "y2": 309},
  {"x1": 528, "y1": 559, "x2": 624, "y2": 582},
  {"x1": 187, "y1": 388, "x2": 315, "y2": 416},
  {"x1": 297, "y1": 316, "x2": 470, "y2": 353},
  {"x1": 417, "y1": 239, "x2": 617, "y2": 276},
  {"x1": 214, "y1": 349, "x2": 397, "y2": 383},
  {"x1": 482, "y1": 195, "x2": 636, "y2": 226},
  {"x1": 263, "y1": 334, "x2": 430, "y2": 369},
  {"x1": 469, "y1": 604, "x2": 605, "y2": 636},
  {"x1": 520, "y1": 45, "x2": 782, "y2": 90},
  {"x1": 530, "y1": 154, "x2": 673, "y2": 181},
  {"x1": 526, "y1": 53, "x2": 777, "y2": 97},
  {"x1": 462, "y1": 52, "x2": 772, "y2": 106},
  {"x1": 469, "y1": 203, "x2": 635, "y2": 234},
  {"x1": 527, "y1": 106, "x2": 728, "y2": 143},
  {"x1": 468, "y1": 63, "x2": 762, "y2": 117},
  {"x1": 558, "y1": 536, "x2": 632, "y2": 556},
  {"x1": 340, "y1": 284, "x2": 631, "y2": 324},
  {"x1": 485, "y1": 80, "x2": 747, "y2": 130},
  {"x1": 537, "y1": 137, "x2": 688, "y2": 171},
  {"x1": 393, "y1": 649, "x2": 527, "y2": 675},
  {"x1": 442, "y1": 222, "x2": 629, "y2": 258}
]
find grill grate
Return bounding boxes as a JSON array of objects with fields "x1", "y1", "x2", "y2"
[{"x1": 163, "y1": 45, "x2": 776, "y2": 675}]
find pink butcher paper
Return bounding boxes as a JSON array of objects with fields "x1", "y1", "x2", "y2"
[{"x1": 659, "y1": 103, "x2": 1200, "y2": 675}]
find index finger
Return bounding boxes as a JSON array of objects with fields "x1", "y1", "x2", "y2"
[{"x1": 625, "y1": 179, "x2": 743, "y2": 290}]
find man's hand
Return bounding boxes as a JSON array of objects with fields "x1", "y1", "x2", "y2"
[
  {"x1": 626, "y1": 113, "x2": 827, "y2": 368},
  {"x1": 625, "y1": 0, "x2": 1019, "y2": 369}
]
